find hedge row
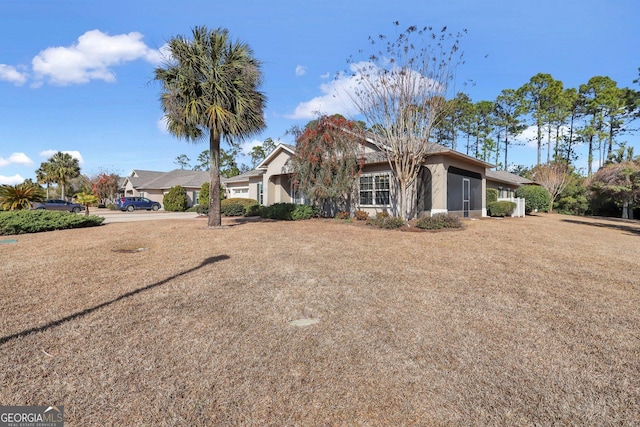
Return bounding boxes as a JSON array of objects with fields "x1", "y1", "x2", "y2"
[
  {"x1": 259, "y1": 203, "x2": 318, "y2": 220},
  {"x1": 366, "y1": 212, "x2": 405, "y2": 229},
  {"x1": 416, "y1": 213, "x2": 462, "y2": 230},
  {"x1": 0, "y1": 210, "x2": 104, "y2": 235},
  {"x1": 487, "y1": 201, "x2": 517, "y2": 217},
  {"x1": 221, "y1": 198, "x2": 260, "y2": 217}
]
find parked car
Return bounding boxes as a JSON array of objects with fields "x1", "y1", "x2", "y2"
[
  {"x1": 116, "y1": 197, "x2": 161, "y2": 212},
  {"x1": 33, "y1": 199, "x2": 84, "y2": 213}
]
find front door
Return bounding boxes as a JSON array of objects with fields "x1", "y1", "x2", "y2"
[{"x1": 462, "y1": 178, "x2": 470, "y2": 218}]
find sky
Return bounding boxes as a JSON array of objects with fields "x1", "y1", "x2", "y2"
[{"x1": 1, "y1": 0, "x2": 639, "y2": 185}]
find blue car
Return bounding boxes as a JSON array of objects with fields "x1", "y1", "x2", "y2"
[{"x1": 116, "y1": 197, "x2": 161, "y2": 212}]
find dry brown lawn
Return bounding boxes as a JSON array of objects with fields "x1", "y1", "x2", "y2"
[{"x1": 1, "y1": 213, "x2": 639, "y2": 426}]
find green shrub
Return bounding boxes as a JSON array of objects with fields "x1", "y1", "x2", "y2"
[
  {"x1": 106, "y1": 203, "x2": 116, "y2": 210},
  {"x1": 515, "y1": 185, "x2": 550, "y2": 214},
  {"x1": 163, "y1": 185, "x2": 188, "y2": 212},
  {"x1": 486, "y1": 188, "x2": 498, "y2": 204},
  {"x1": 366, "y1": 215, "x2": 406, "y2": 229},
  {"x1": 556, "y1": 194, "x2": 588, "y2": 216},
  {"x1": 260, "y1": 203, "x2": 295, "y2": 220},
  {"x1": 195, "y1": 204, "x2": 209, "y2": 215},
  {"x1": 335, "y1": 211, "x2": 350, "y2": 220},
  {"x1": 245, "y1": 203, "x2": 260, "y2": 216},
  {"x1": 221, "y1": 198, "x2": 259, "y2": 217},
  {"x1": 291, "y1": 204, "x2": 317, "y2": 220},
  {"x1": 416, "y1": 213, "x2": 462, "y2": 230},
  {"x1": 487, "y1": 201, "x2": 517, "y2": 217},
  {"x1": 355, "y1": 210, "x2": 369, "y2": 221},
  {"x1": 199, "y1": 182, "x2": 210, "y2": 206},
  {"x1": 259, "y1": 203, "x2": 318, "y2": 220},
  {"x1": 0, "y1": 210, "x2": 104, "y2": 235},
  {"x1": 221, "y1": 202, "x2": 246, "y2": 216}
]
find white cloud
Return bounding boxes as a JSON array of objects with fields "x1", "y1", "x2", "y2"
[
  {"x1": 287, "y1": 61, "x2": 441, "y2": 120},
  {"x1": 513, "y1": 125, "x2": 575, "y2": 150},
  {"x1": 287, "y1": 68, "x2": 361, "y2": 119},
  {"x1": 31, "y1": 30, "x2": 163, "y2": 86},
  {"x1": 39, "y1": 150, "x2": 84, "y2": 165},
  {"x1": 320, "y1": 72, "x2": 330, "y2": 79},
  {"x1": 0, "y1": 174, "x2": 25, "y2": 185},
  {"x1": 295, "y1": 65, "x2": 307, "y2": 77},
  {"x1": 240, "y1": 139, "x2": 263, "y2": 155},
  {"x1": 157, "y1": 116, "x2": 169, "y2": 134},
  {"x1": 513, "y1": 126, "x2": 540, "y2": 149},
  {"x1": 0, "y1": 64, "x2": 27, "y2": 86},
  {"x1": 0, "y1": 152, "x2": 33, "y2": 167}
]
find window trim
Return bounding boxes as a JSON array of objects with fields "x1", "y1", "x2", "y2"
[{"x1": 359, "y1": 172, "x2": 391, "y2": 206}]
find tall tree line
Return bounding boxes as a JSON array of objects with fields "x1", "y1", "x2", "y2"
[{"x1": 433, "y1": 73, "x2": 639, "y2": 175}]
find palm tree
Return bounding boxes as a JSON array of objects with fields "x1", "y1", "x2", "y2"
[
  {"x1": 155, "y1": 26, "x2": 266, "y2": 227},
  {"x1": 36, "y1": 161, "x2": 56, "y2": 199},
  {"x1": 75, "y1": 192, "x2": 98, "y2": 215},
  {"x1": 48, "y1": 152, "x2": 80, "y2": 200},
  {"x1": 0, "y1": 182, "x2": 45, "y2": 211}
]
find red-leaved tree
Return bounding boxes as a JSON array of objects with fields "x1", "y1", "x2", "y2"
[
  {"x1": 291, "y1": 115, "x2": 365, "y2": 215},
  {"x1": 91, "y1": 172, "x2": 120, "y2": 205}
]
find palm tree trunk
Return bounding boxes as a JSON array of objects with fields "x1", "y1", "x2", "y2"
[{"x1": 208, "y1": 130, "x2": 222, "y2": 227}]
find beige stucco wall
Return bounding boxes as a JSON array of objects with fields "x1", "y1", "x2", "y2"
[
  {"x1": 262, "y1": 149, "x2": 295, "y2": 205},
  {"x1": 425, "y1": 154, "x2": 487, "y2": 217},
  {"x1": 356, "y1": 154, "x2": 487, "y2": 218},
  {"x1": 486, "y1": 180, "x2": 518, "y2": 198},
  {"x1": 257, "y1": 144, "x2": 489, "y2": 218}
]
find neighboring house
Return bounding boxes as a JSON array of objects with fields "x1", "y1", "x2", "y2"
[
  {"x1": 120, "y1": 169, "x2": 225, "y2": 208},
  {"x1": 223, "y1": 168, "x2": 266, "y2": 201},
  {"x1": 226, "y1": 136, "x2": 499, "y2": 218},
  {"x1": 486, "y1": 170, "x2": 536, "y2": 198},
  {"x1": 485, "y1": 170, "x2": 536, "y2": 217}
]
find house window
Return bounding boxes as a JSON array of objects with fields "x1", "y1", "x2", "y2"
[
  {"x1": 193, "y1": 191, "x2": 200, "y2": 204},
  {"x1": 257, "y1": 182, "x2": 263, "y2": 205},
  {"x1": 359, "y1": 173, "x2": 390, "y2": 206},
  {"x1": 232, "y1": 187, "x2": 249, "y2": 196},
  {"x1": 497, "y1": 187, "x2": 512, "y2": 198}
]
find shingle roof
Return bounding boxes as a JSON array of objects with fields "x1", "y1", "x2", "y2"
[
  {"x1": 486, "y1": 170, "x2": 535, "y2": 186},
  {"x1": 225, "y1": 169, "x2": 265, "y2": 183},
  {"x1": 126, "y1": 170, "x2": 165, "y2": 189},
  {"x1": 122, "y1": 169, "x2": 240, "y2": 191}
]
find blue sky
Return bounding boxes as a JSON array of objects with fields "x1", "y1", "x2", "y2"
[{"x1": 1, "y1": 0, "x2": 639, "y2": 184}]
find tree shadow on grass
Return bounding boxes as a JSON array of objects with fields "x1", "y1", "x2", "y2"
[
  {"x1": 0, "y1": 255, "x2": 230, "y2": 347},
  {"x1": 561, "y1": 218, "x2": 640, "y2": 236}
]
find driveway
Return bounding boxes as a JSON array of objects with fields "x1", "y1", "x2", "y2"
[{"x1": 91, "y1": 208, "x2": 201, "y2": 223}]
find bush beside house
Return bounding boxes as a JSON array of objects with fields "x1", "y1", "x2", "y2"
[
  {"x1": 416, "y1": 213, "x2": 462, "y2": 230},
  {"x1": 516, "y1": 185, "x2": 550, "y2": 214},
  {"x1": 199, "y1": 182, "x2": 210, "y2": 206},
  {"x1": 259, "y1": 203, "x2": 318, "y2": 220},
  {"x1": 487, "y1": 201, "x2": 517, "y2": 217},
  {"x1": 163, "y1": 186, "x2": 188, "y2": 212},
  {"x1": 366, "y1": 212, "x2": 405, "y2": 229},
  {"x1": 221, "y1": 198, "x2": 259, "y2": 217},
  {"x1": 486, "y1": 188, "x2": 498, "y2": 204}
]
